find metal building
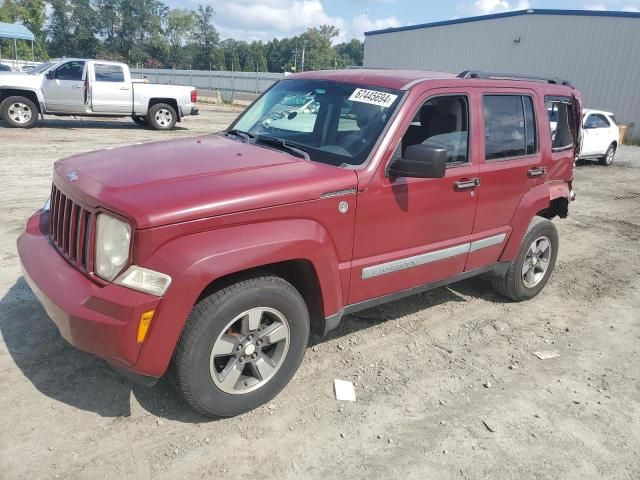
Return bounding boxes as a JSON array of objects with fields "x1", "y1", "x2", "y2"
[{"x1": 364, "y1": 9, "x2": 640, "y2": 140}]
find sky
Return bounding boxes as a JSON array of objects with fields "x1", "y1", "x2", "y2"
[{"x1": 174, "y1": 0, "x2": 640, "y2": 43}]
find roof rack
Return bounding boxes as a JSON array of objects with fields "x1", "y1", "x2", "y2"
[{"x1": 458, "y1": 70, "x2": 573, "y2": 87}]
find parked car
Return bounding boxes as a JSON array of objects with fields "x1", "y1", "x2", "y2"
[
  {"x1": 580, "y1": 109, "x2": 619, "y2": 165},
  {"x1": 18, "y1": 69, "x2": 581, "y2": 417},
  {"x1": 0, "y1": 58, "x2": 198, "y2": 130},
  {"x1": 0, "y1": 64, "x2": 11, "y2": 72}
]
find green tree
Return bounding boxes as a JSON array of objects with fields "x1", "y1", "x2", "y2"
[
  {"x1": 166, "y1": 8, "x2": 194, "y2": 67},
  {"x1": 192, "y1": 4, "x2": 219, "y2": 69}
]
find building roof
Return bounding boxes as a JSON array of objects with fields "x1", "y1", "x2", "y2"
[
  {"x1": 0, "y1": 22, "x2": 34, "y2": 41},
  {"x1": 288, "y1": 69, "x2": 457, "y2": 90},
  {"x1": 365, "y1": 8, "x2": 640, "y2": 37}
]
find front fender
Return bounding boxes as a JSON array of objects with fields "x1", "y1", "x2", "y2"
[
  {"x1": 499, "y1": 183, "x2": 568, "y2": 262},
  {"x1": 133, "y1": 219, "x2": 345, "y2": 377}
]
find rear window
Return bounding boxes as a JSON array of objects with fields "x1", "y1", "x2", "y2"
[
  {"x1": 483, "y1": 95, "x2": 537, "y2": 160},
  {"x1": 95, "y1": 64, "x2": 125, "y2": 82}
]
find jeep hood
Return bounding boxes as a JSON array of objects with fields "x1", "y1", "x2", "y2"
[{"x1": 54, "y1": 134, "x2": 357, "y2": 228}]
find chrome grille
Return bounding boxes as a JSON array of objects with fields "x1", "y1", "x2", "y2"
[{"x1": 49, "y1": 184, "x2": 93, "y2": 273}]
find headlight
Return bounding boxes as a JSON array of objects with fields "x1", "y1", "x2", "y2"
[
  {"x1": 95, "y1": 214, "x2": 131, "y2": 281},
  {"x1": 115, "y1": 266, "x2": 172, "y2": 296}
]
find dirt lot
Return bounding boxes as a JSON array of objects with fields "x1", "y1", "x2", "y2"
[{"x1": 1, "y1": 106, "x2": 639, "y2": 480}]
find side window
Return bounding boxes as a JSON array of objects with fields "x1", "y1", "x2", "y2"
[
  {"x1": 483, "y1": 95, "x2": 537, "y2": 160},
  {"x1": 594, "y1": 114, "x2": 610, "y2": 128},
  {"x1": 55, "y1": 61, "x2": 85, "y2": 81},
  {"x1": 400, "y1": 95, "x2": 469, "y2": 164},
  {"x1": 548, "y1": 99, "x2": 575, "y2": 150},
  {"x1": 95, "y1": 64, "x2": 125, "y2": 82}
]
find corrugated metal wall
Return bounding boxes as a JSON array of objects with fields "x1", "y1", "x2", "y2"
[{"x1": 364, "y1": 13, "x2": 640, "y2": 140}]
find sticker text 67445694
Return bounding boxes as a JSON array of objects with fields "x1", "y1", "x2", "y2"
[{"x1": 348, "y1": 88, "x2": 398, "y2": 108}]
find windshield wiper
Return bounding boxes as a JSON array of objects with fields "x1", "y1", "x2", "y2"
[
  {"x1": 226, "y1": 129, "x2": 255, "y2": 143},
  {"x1": 255, "y1": 135, "x2": 310, "y2": 161}
]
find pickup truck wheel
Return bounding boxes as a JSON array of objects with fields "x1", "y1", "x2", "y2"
[
  {"x1": 600, "y1": 144, "x2": 616, "y2": 166},
  {"x1": 170, "y1": 275, "x2": 310, "y2": 417},
  {"x1": 131, "y1": 115, "x2": 149, "y2": 126},
  {"x1": 148, "y1": 103, "x2": 177, "y2": 130},
  {"x1": 0, "y1": 96, "x2": 38, "y2": 128},
  {"x1": 492, "y1": 217, "x2": 558, "y2": 301}
]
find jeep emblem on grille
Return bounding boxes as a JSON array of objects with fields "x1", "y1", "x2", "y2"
[{"x1": 67, "y1": 171, "x2": 79, "y2": 182}]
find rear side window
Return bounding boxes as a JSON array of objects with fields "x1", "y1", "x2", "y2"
[
  {"x1": 95, "y1": 64, "x2": 125, "y2": 82},
  {"x1": 483, "y1": 95, "x2": 537, "y2": 160},
  {"x1": 547, "y1": 99, "x2": 574, "y2": 150}
]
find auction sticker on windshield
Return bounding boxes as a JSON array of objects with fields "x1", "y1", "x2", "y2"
[{"x1": 349, "y1": 89, "x2": 398, "y2": 108}]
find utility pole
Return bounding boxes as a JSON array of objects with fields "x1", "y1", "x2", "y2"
[
  {"x1": 292, "y1": 47, "x2": 298, "y2": 72},
  {"x1": 301, "y1": 40, "x2": 306, "y2": 71}
]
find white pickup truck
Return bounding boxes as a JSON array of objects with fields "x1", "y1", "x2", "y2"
[{"x1": 0, "y1": 58, "x2": 198, "y2": 130}]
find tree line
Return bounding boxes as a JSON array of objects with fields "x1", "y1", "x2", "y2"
[{"x1": 0, "y1": 0, "x2": 364, "y2": 72}]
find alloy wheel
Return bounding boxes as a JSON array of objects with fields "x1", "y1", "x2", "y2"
[
  {"x1": 154, "y1": 108, "x2": 173, "y2": 127},
  {"x1": 8, "y1": 102, "x2": 32, "y2": 124},
  {"x1": 522, "y1": 235, "x2": 552, "y2": 288},
  {"x1": 209, "y1": 307, "x2": 290, "y2": 394}
]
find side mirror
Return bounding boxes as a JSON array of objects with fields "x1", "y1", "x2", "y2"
[
  {"x1": 388, "y1": 144, "x2": 447, "y2": 179},
  {"x1": 45, "y1": 70, "x2": 55, "y2": 80}
]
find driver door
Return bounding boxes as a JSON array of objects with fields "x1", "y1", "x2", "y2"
[{"x1": 42, "y1": 60, "x2": 87, "y2": 113}]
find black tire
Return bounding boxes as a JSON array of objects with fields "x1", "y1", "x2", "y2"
[
  {"x1": 0, "y1": 95, "x2": 38, "y2": 128},
  {"x1": 131, "y1": 115, "x2": 149, "y2": 126},
  {"x1": 147, "y1": 103, "x2": 177, "y2": 130},
  {"x1": 170, "y1": 275, "x2": 310, "y2": 417},
  {"x1": 599, "y1": 143, "x2": 616, "y2": 166},
  {"x1": 492, "y1": 216, "x2": 559, "y2": 301}
]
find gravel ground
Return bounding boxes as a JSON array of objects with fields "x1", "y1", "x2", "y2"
[{"x1": 1, "y1": 107, "x2": 639, "y2": 479}]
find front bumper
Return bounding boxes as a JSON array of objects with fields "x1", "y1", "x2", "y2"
[{"x1": 17, "y1": 212, "x2": 161, "y2": 374}]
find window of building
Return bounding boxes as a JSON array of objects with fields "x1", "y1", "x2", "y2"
[
  {"x1": 95, "y1": 64, "x2": 125, "y2": 82},
  {"x1": 400, "y1": 95, "x2": 469, "y2": 165},
  {"x1": 483, "y1": 95, "x2": 537, "y2": 160}
]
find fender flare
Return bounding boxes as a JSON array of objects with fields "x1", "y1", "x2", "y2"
[
  {"x1": 499, "y1": 182, "x2": 569, "y2": 262},
  {"x1": 0, "y1": 86, "x2": 46, "y2": 113},
  {"x1": 134, "y1": 219, "x2": 345, "y2": 377}
]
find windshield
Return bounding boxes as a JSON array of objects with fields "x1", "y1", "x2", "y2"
[
  {"x1": 29, "y1": 60, "x2": 60, "y2": 75},
  {"x1": 230, "y1": 79, "x2": 403, "y2": 167}
]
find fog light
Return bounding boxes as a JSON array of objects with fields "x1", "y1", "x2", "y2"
[
  {"x1": 137, "y1": 310, "x2": 155, "y2": 343},
  {"x1": 115, "y1": 266, "x2": 172, "y2": 296}
]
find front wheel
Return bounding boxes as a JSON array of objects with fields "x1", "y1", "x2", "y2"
[
  {"x1": 492, "y1": 217, "x2": 559, "y2": 301},
  {"x1": 170, "y1": 275, "x2": 310, "y2": 417},
  {"x1": 600, "y1": 143, "x2": 616, "y2": 166},
  {"x1": 0, "y1": 96, "x2": 38, "y2": 128},
  {"x1": 148, "y1": 103, "x2": 177, "y2": 130}
]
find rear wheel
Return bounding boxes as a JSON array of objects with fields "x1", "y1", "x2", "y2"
[
  {"x1": 600, "y1": 143, "x2": 616, "y2": 166},
  {"x1": 170, "y1": 275, "x2": 310, "y2": 417},
  {"x1": 131, "y1": 115, "x2": 149, "y2": 126},
  {"x1": 492, "y1": 217, "x2": 559, "y2": 301},
  {"x1": 0, "y1": 96, "x2": 38, "y2": 128},
  {"x1": 148, "y1": 103, "x2": 177, "y2": 130}
]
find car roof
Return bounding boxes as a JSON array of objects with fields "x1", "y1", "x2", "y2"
[
  {"x1": 583, "y1": 108, "x2": 614, "y2": 117},
  {"x1": 288, "y1": 69, "x2": 457, "y2": 90},
  {"x1": 286, "y1": 68, "x2": 576, "y2": 93}
]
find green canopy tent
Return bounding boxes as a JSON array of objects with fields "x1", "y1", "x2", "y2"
[{"x1": 0, "y1": 22, "x2": 35, "y2": 65}]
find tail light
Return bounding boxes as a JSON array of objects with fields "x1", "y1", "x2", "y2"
[{"x1": 191, "y1": 90, "x2": 197, "y2": 103}]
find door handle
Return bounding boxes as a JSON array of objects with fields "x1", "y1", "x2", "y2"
[
  {"x1": 119, "y1": 86, "x2": 130, "y2": 90},
  {"x1": 527, "y1": 167, "x2": 547, "y2": 178},
  {"x1": 71, "y1": 85, "x2": 83, "y2": 89},
  {"x1": 454, "y1": 178, "x2": 480, "y2": 190}
]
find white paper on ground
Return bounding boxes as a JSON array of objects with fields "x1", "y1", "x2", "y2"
[
  {"x1": 533, "y1": 350, "x2": 561, "y2": 360},
  {"x1": 333, "y1": 379, "x2": 357, "y2": 401}
]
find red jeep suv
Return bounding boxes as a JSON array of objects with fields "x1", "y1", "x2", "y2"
[{"x1": 18, "y1": 69, "x2": 581, "y2": 417}]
